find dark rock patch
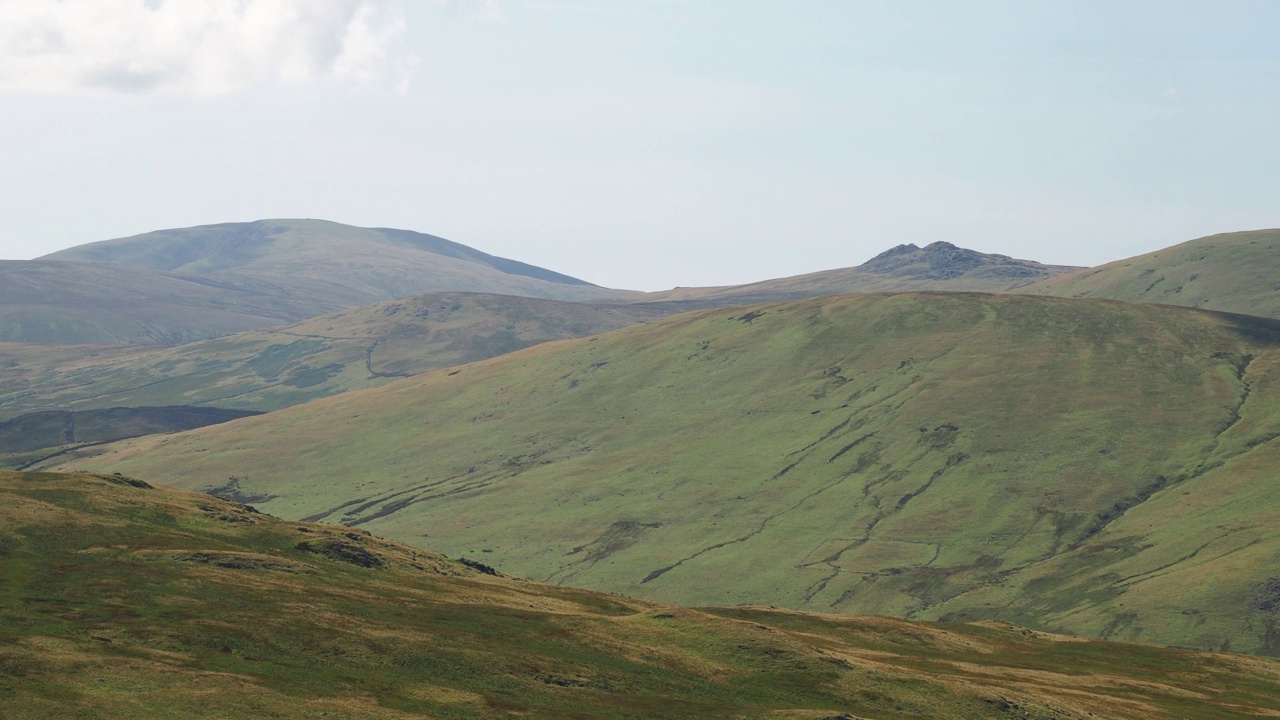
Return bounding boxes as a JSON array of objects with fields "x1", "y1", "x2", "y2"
[
  {"x1": 459, "y1": 557, "x2": 499, "y2": 576},
  {"x1": 205, "y1": 476, "x2": 278, "y2": 505},
  {"x1": 96, "y1": 473, "x2": 153, "y2": 489},
  {"x1": 296, "y1": 540, "x2": 385, "y2": 568},
  {"x1": 173, "y1": 552, "x2": 311, "y2": 573},
  {"x1": 1250, "y1": 578, "x2": 1280, "y2": 613}
]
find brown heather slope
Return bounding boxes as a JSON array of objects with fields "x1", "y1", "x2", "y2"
[
  {"x1": 42, "y1": 292, "x2": 1280, "y2": 655},
  {"x1": 1015, "y1": 229, "x2": 1280, "y2": 320},
  {"x1": 4, "y1": 470, "x2": 1280, "y2": 719}
]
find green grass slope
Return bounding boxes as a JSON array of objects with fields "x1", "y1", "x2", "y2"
[
  {"x1": 44, "y1": 293, "x2": 1280, "y2": 654},
  {"x1": 4, "y1": 470, "x2": 1279, "y2": 719},
  {"x1": 631, "y1": 241, "x2": 1080, "y2": 306},
  {"x1": 0, "y1": 293, "x2": 669, "y2": 423},
  {"x1": 43, "y1": 219, "x2": 626, "y2": 306},
  {"x1": 1014, "y1": 229, "x2": 1280, "y2": 319}
]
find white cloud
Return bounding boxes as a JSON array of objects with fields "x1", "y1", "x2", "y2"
[
  {"x1": 437, "y1": 0, "x2": 504, "y2": 22},
  {"x1": 0, "y1": 0, "x2": 418, "y2": 96}
]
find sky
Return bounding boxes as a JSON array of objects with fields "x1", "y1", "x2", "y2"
[{"x1": 1, "y1": 1, "x2": 1277, "y2": 291}]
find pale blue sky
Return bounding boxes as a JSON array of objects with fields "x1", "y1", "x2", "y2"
[{"x1": 1, "y1": 1, "x2": 1277, "y2": 290}]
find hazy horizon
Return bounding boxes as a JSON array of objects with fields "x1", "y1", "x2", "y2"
[{"x1": 3, "y1": 1, "x2": 1277, "y2": 291}]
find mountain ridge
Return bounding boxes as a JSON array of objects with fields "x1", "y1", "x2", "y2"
[
  {"x1": 629, "y1": 240, "x2": 1081, "y2": 306},
  {"x1": 7, "y1": 220, "x2": 628, "y2": 345},
  {"x1": 1015, "y1": 228, "x2": 1280, "y2": 319},
  {"x1": 44, "y1": 219, "x2": 597, "y2": 289}
]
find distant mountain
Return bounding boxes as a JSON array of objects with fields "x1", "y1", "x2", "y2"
[
  {"x1": 1014, "y1": 229, "x2": 1280, "y2": 319},
  {"x1": 0, "y1": 292, "x2": 671, "y2": 423},
  {"x1": 12, "y1": 223, "x2": 1082, "y2": 345},
  {"x1": 45, "y1": 292, "x2": 1280, "y2": 654},
  {"x1": 631, "y1": 241, "x2": 1080, "y2": 307},
  {"x1": 858, "y1": 240, "x2": 1077, "y2": 281},
  {"x1": 9, "y1": 220, "x2": 625, "y2": 345},
  {"x1": 8, "y1": 470, "x2": 1274, "y2": 719},
  {"x1": 42, "y1": 218, "x2": 621, "y2": 306},
  {"x1": 0, "y1": 260, "x2": 322, "y2": 345}
]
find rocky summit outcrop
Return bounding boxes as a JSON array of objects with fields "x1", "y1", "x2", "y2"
[{"x1": 861, "y1": 241, "x2": 1068, "y2": 280}]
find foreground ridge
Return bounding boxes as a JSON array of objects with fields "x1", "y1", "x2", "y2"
[{"x1": 3, "y1": 470, "x2": 1279, "y2": 719}]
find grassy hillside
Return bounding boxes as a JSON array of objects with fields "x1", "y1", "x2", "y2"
[
  {"x1": 0, "y1": 260, "x2": 326, "y2": 345},
  {"x1": 46, "y1": 293, "x2": 1280, "y2": 654},
  {"x1": 43, "y1": 219, "x2": 625, "y2": 306},
  {"x1": 0, "y1": 342, "x2": 147, "y2": 385},
  {"x1": 4, "y1": 470, "x2": 1279, "y2": 719},
  {"x1": 0, "y1": 293, "x2": 669, "y2": 423},
  {"x1": 632, "y1": 241, "x2": 1080, "y2": 306},
  {"x1": 1015, "y1": 229, "x2": 1280, "y2": 319}
]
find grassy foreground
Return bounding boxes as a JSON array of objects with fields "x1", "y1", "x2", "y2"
[
  {"x1": 4, "y1": 470, "x2": 1280, "y2": 719},
  {"x1": 46, "y1": 292, "x2": 1280, "y2": 654}
]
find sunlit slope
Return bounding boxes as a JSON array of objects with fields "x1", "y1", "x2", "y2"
[
  {"x1": 1015, "y1": 229, "x2": 1280, "y2": 319},
  {"x1": 5, "y1": 471, "x2": 1280, "y2": 720},
  {"x1": 49, "y1": 293, "x2": 1280, "y2": 653},
  {"x1": 0, "y1": 292, "x2": 667, "y2": 421}
]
